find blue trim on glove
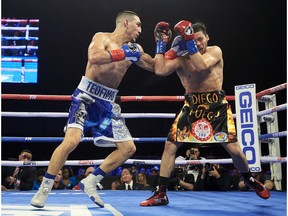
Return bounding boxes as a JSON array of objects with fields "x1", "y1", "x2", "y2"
[
  {"x1": 186, "y1": 40, "x2": 198, "y2": 55},
  {"x1": 156, "y1": 41, "x2": 167, "y2": 54}
]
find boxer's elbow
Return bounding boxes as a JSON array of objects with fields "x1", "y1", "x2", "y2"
[{"x1": 155, "y1": 69, "x2": 170, "y2": 76}]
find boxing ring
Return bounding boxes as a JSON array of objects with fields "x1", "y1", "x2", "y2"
[{"x1": 1, "y1": 83, "x2": 287, "y2": 216}]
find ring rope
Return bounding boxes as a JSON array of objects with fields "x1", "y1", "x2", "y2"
[
  {"x1": 1, "y1": 45, "x2": 38, "y2": 50},
  {"x1": 258, "y1": 131, "x2": 287, "y2": 139},
  {"x1": 1, "y1": 137, "x2": 167, "y2": 143},
  {"x1": 1, "y1": 83, "x2": 286, "y2": 102},
  {"x1": 1, "y1": 19, "x2": 39, "y2": 23},
  {"x1": 256, "y1": 83, "x2": 287, "y2": 98},
  {"x1": 1, "y1": 27, "x2": 39, "y2": 31},
  {"x1": 2, "y1": 58, "x2": 38, "y2": 62},
  {"x1": 257, "y1": 103, "x2": 287, "y2": 117},
  {"x1": 0, "y1": 94, "x2": 205, "y2": 101},
  {"x1": 1, "y1": 157, "x2": 286, "y2": 167},
  {"x1": 2, "y1": 36, "x2": 39, "y2": 40},
  {"x1": 1, "y1": 112, "x2": 176, "y2": 118},
  {"x1": 2, "y1": 131, "x2": 286, "y2": 143},
  {"x1": 3, "y1": 101, "x2": 286, "y2": 118},
  {"x1": 2, "y1": 68, "x2": 37, "y2": 72}
]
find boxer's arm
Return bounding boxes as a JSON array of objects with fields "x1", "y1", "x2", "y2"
[
  {"x1": 188, "y1": 46, "x2": 222, "y2": 72},
  {"x1": 174, "y1": 20, "x2": 221, "y2": 72},
  {"x1": 153, "y1": 22, "x2": 180, "y2": 76},
  {"x1": 136, "y1": 52, "x2": 155, "y2": 72},
  {"x1": 88, "y1": 33, "x2": 113, "y2": 65},
  {"x1": 135, "y1": 44, "x2": 155, "y2": 72},
  {"x1": 109, "y1": 43, "x2": 141, "y2": 63},
  {"x1": 154, "y1": 54, "x2": 181, "y2": 76}
]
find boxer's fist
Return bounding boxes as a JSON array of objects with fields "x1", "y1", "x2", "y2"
[
  {"x1": 122, "y1": 43, "x2": 141, "y2": 63},
  {"x1": 154, "y1": 21, "x2": 172, "y2": 43},
  {"x1": 165, "y1": 36, "x2": 187, "y2": 60},
  {"x1": 174, "y1": 20, "x2": 198, "y2": 55},
  {"x1": 174, "y1": 20, "x2": 194, "y2": 41},
  {"x1": 154, "y1": 22, "x2": 172, "y2": 54},
  {"x1": 109, "y1": 43, "x2": 141, "y2": 63}
]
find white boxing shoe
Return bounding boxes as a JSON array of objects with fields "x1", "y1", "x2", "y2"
[
  {"x1": 31, "y1": 177, "x2": 54, "y2": 208},
  {"x1": 79, "y1": 174, "x2": 104, "y2": 208}
]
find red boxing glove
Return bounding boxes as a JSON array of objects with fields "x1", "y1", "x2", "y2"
[
  {"x1": 154, "y1": 21, "x2": 172, "y2": 54},
  {"x1": 154, "y1": 21, "x2": 172, "y2": 44},
  {"x1": 165, "y1": 49, "x2": 177, "y2": 60},
  {"x1": 165, "y1": 36, "x2": 188, "y2": 60},
  {"x1": 174, "y1": 20, "x2": 198, "y2": 55},
  {"x1": 174, "y1": 20, "x2": 194, "y2": 41}
]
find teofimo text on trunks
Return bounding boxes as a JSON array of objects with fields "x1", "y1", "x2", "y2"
[{"x1": 86, "y1": 81, "x2": 116, "y2": 101}]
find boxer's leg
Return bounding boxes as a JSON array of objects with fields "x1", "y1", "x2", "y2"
[
  {"x1": 222, "y1": 142, "x2": 270, "y2": 199},
  {"x1": 140, "y1": 141, "x2": 181, "y2": 206}
]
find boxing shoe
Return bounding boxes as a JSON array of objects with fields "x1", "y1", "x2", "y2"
[
  {"x1": 79, "y1": 174, "x2": 104, "y2": 208},
  {"x1": 244, "y1": 177, "x2": 270, "y2": 199},
  {"x1": 140, "y1": 189, "x2": 169, "y2": 206},
  {"x1": 31, "y1": 177, "x2": 54, "y2": 208}
]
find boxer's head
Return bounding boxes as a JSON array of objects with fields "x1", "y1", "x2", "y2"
[{"x1": 192, "y1": 22, "x2": 209, "y2": 54}]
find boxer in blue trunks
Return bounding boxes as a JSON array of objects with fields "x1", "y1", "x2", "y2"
[
  {"x1": 31, "y1": 10, "x2": 155, "y2": 208},
  {"x1": 140, "y1": 21, "x2": 270, "y2": 207},
  {"x1": 67, "y1": 77, "x2": 132, "y2": 147}
]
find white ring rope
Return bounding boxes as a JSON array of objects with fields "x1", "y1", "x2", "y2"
[
  {"x1": 2, "y1": 68, "x2": 37, "y2": 72},
  {"x1": 2, "y1": 102, "x2": 286, "y2": 118},
  {"x1": 1, "y1": 45, "x2": 38, "y2": 50},
  {"x1": 1, "y1": 26, "x2": 39, "y2": 31},
  {"x1": 257, "y1": 103, "x2": 287, "y2": 117},
  {"x1": 2, "y1": 36, "x2": 39, "y2": 40},
  {"x1": 1, "y1": 157, "x2": 286, "y2": 167},
  {"x1": 1, "y1": 112, "x2": 176, "y2": 118}
]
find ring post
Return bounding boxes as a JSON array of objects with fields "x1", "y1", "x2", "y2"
[{"x1": 263, "y1": 94, "x2": 282, "y2": 190}]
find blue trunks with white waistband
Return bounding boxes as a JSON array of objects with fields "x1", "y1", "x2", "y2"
[{"x1": 65, "y1": 76, "x2": 132, "y2": 147}]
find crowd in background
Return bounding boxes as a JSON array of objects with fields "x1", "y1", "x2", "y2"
[{"x1": 2, "y1": 148, "x2": 275, "y2": 192}]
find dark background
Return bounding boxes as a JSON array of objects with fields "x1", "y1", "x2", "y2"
[{"x1": 2, "y1": 0, "x2": 286, "y2": 178}]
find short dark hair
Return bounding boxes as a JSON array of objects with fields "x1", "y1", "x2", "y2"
[
  {"x1": 192, "y1": 22, "x2": 207, "y2": 35},
  {"x1": 20, "y1": 149, "x2": 32, "y2": 155},
  {"x1": 116, "y1": 10, "x2": 139, "y2": 24},
  {"x1": 122, "y1": 167, "x2": 133, "y2": 175}
]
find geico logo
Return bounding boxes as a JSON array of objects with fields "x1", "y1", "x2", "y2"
[
  {"x1": 241, "y1": 129, "x2": 255, "y2": 146},
  {"x1": 235, "y1": 84, "x2": 254, "y2": 90},
  {"x1": 239, "y1": 91, "x2": 254, "y2": 133},
  {"x1": 243, "y1": 146, "x2": 256, "y2": 164},
  {"x1": 239, "y1": 92, "x2": 252, "y2": 108}
]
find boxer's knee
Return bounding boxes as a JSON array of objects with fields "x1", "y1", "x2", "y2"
[
  {"x1": 117, "y1": 141, "x2": 136, "y2": 157},
  {"x1": 164, "y1": 141, "x2": 178, "y2": 156},
  {"x1": 125, "y1": 141, "x2": 136, "y2": 156},
  {"x1": 61, "y1": 128, "x2": 82, "y2": 153}
]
